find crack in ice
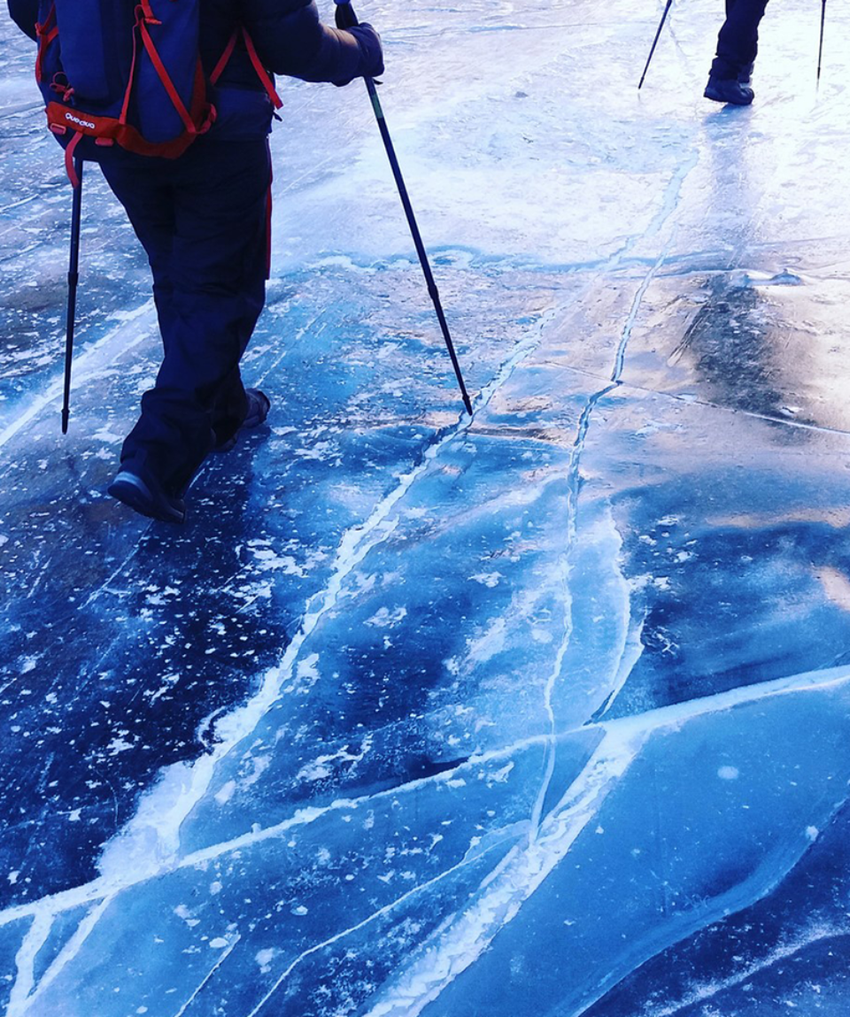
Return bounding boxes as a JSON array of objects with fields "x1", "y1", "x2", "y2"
[{"x1": 172, "y1": 933, "x2": 242, "y2": 1017}]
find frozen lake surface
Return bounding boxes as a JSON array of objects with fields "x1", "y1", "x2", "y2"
[{"x1": 2, "y1": 1, "x2": 850, "y2": 1014}]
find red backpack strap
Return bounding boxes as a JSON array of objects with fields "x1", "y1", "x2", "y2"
[
  {"x1": 211, "y1": 27, "x2": 282, "y2": 110},
  {"x1": 241, "y1": 29, "x2": 283, "y2": 109},
  {"x1": 64, "y1": 131, "x2": 83, "y2": 188},
  {"x1": 34, "y1": 3, "x2": 58, "y2": 83},
  {"x1": 137, "y1": 9, "x2": 199, "y2": 135},
  {"x1": 210, "y1": 30, "x2": 239, "y2": 85},
  {"x1": 119, "y1": 6, "x2": 144, "y2": 125}
]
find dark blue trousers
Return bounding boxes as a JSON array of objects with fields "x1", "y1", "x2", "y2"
[
  {"x1": 711, "y1": 0, "x2": 770, "y2": 79},
  {"x1": 99, "y1": 136, "x2": 271, "y2": 495}
]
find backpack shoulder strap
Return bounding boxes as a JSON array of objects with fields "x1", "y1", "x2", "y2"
[
  {"x1": 35, "y1": 3, "x2": 58, "y2": 83},
  {"x1": 135, "y1": 4, "x2": 203, "y2": 135},
  {"x1": 211, "y1": 27, "x2": 282, "y2": 110}
]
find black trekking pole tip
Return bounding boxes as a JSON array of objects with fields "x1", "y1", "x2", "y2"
[
  {"x1": 817, "y1": 0, "x2": 826, "y2": 84},
  {"x1": 61, "y1": 410, "x2": 69, "y2": 435}
]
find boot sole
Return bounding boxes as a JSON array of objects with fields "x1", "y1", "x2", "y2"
[
  {"x1": 108, "y1": 471, "x2": 186, "y2": 524},
  {"x1": 704, "y1": 85, "x2": 753, "y2": 106}
]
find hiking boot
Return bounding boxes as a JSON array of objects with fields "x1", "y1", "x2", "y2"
[
  {"x1": 737, "y1": 62, "x2": 754, "y2": 85},
  {"x1": 212, "y1": 388, "x2": 271, "y2": 453},
  {"x1": 108, "y1": 465, "x2": 186, "y2": 524},
  {"x1": 704, "y1": 74, "x2": 754, "y2": 105}
]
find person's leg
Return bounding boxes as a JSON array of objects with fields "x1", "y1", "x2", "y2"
[
  {"x1": 98, "y1": 154, "x2": 186, "y2": 518},
  {"x1": 711, "y1": 0, "x2": 770, "y2": 79},
  {"x1": 101, "y1": 138, "x2": 271, "y2": 501},
  {"x1": 153, "y1": 137, "x2": 271, "y2": 492},
  {"x1": 97, "y1": 157, "x2": 178, "y2": 345}
]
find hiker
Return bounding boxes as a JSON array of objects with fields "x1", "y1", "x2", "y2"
[
  {"x1": 704, "y1": 0, "x2": 770, "y2": 105},
  {"x1": 6, "y1": 0, "x2": 383, "y2": 524}
]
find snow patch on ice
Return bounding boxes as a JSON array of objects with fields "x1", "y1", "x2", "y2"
[
  {"x1": 256, "y1": 948, "x2": 276, "y2": 973},
  {"x1": 91, "y1": 427, "x2": 124, "y2": 444},
  {"x1": 247, "y1": 542, "x2": 305, "y2": 576},
  {"x1": 106, "y1": 737, "x2": 134, "y2": 756},
  {"x1": 365, "y1": 606, "x2": 408, "y2": 628},
  {"x1": 214, "y1": 781, "x2": 236, "y2": 806},
  {"x1": 470, "y1": 571, "x2": 503, "y2": 588}
]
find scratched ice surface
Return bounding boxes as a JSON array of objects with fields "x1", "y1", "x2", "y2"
[{"x1": 2, "y1": 0, "x2": 850, "y2": 1014}]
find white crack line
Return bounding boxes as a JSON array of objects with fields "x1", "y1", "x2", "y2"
[
  {"x1": 7, "y1": 896, "x2": 115, "y2": 1017},
  {"x1": 172, "y1": 933, "x2": 242, "y2": 1017}
]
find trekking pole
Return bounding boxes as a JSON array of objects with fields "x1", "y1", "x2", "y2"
[
  {"x1": 638, "y1": 0, "x2": 673, "y2": 89},
  {"x1": 334, "y1": 0, "x2": 473, "y2": 415},
  {"x1": 817, "y1": 0, "x2": 826, "y2": 85},
  {"x1": 62, "y1": 157, "x2": 83, "y2": 434}
]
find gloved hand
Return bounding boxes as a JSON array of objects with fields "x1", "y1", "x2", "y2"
[
  {"x1": 332, "y1": 2, "x2": 383, "y2": 83},
  {"x1": 331, "y1": 22, "x2": 384, "y2": 85},
  {"x1": 350, "y1": 23, "x2": 384, "y2": 79}
]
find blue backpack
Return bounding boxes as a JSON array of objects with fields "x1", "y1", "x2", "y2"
[{"x1": 33, "y1": 0, "x2": 279, "y2": 184}]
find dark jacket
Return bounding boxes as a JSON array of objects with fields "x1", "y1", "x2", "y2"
[
  {"x1": 7, "y1": 0, "x2": 382, "y2": 136},
  {"x1": 211, "y1": 0, "x2": 380, "y2": 88}
]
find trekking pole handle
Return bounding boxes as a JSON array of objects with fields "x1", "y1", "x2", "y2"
[{"x1": 334, "y1": 0, "x2": 359, "y2": 30}]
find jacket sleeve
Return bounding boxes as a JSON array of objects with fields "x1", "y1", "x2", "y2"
[
  {"x1": 242, "y1": 0, "x2": 379, "y2": 84},
  {"x1": 7, "y1": 0, "x2": 40, "y2": 40}
]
